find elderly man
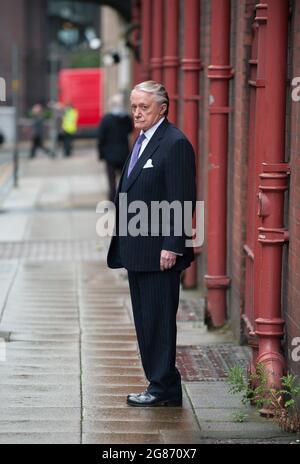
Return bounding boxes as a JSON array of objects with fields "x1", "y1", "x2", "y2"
[{"x1": 107, "y1": 81, "x2": 196, "y2": 407}]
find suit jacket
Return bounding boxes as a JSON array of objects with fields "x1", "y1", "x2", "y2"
[{"x1": 107, "y1": 118, "x2": 196, "y2": 272}]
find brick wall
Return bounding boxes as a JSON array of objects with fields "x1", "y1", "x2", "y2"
[
  {"x1": 197, "y1": 0, "x2": 211, "y2": 288},
  {"x1": 227, "y1": 0, "x2": 257, "y2": 340}
]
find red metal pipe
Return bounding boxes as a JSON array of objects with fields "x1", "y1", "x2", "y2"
[
  {"x1": 163, "y1": 0, "x2": 179, "y2": 124},
  {"x1": 244, "y1": 20, "x2": 260, "y2": 378},
  {"x1": 254, "y1": 0, "x2": 289, "y2": 398},
  {"x1": 204, "y1": 0, "x2": 232, "y2": 325},
  {"x1": 150, "y1": 0, "x2": 164, "y2": 83},
  {"x1": 181, "y1": 0, "x2": 201, "y2": 289},
  {"x1": 131, "y1": 0, "x2": 142, "y2": 85},
  {"x1": 140, "y1": 0, "x2": 152, "y2": 81},
  {"x1": 251, "y1": 4, "x2": 268, "y2": 369}
]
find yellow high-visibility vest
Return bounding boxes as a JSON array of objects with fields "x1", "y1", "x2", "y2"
[{"x1": 62, "y1": 108, "x2": 79, "y2": 134}]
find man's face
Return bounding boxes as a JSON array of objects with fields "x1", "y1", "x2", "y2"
[{"x1": 130, "y1": 90, "x2": 166, "y2": 132}]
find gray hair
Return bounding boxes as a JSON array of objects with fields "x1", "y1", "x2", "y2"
[{"x1": 132, "y1": 81, "x2": 169, "y2": 116}]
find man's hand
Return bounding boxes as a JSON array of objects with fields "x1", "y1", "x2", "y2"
[{"x1": 160, "y1": 250, "x2": 177, "y2": 271}]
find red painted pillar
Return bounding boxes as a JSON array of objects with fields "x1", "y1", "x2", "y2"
[
  {"x1": 244, "y1": 20, "x2": 260, "y2": 377},
  {"x1": 140, "y1": 0, "x2": 152, "y2": 81},
  {"x1": 163, "y1": 0, "x2": 179, "y2": 124},
  {"x1": 181, "y1": 0, "x2": 201, "y2": 289},
  {"x1": 150, "y1": 0, "x2": 164, "y2": 83},
  {"x1": 204, "y1": 0, "x2": 232, "y2": 326},
  {"x1": 255, "y1": 0, "x2": 289, "y2": 399},
  {"x1": 131, "y1": 0, "x2": 142, "y2": 85},
  {"x1": 247, "y1": 3, "x2": 268, "y2": 380}
]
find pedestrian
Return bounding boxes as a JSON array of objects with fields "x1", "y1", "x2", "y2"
[
  {"x1": 97, "y1": 93, "x2": 133, "y2": 202},
  {"x1": 61, "y1": 102, "x2": 78, "y2": 157},
  {"x1": 107, "y1": 81, "x2": 196, "y2": 407},
  {"x1": 47, "y1": 101, "x2": 64, "y2": 158},
  {"x1": 29, "y1": 104, "x2": 50, "y2": 158},
  {"x1": 0, "y1": 128, "x2": 4, "y2": 146}
]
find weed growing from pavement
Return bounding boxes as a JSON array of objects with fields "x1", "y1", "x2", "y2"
[{"x1": 226, "y1": 363, "x2": 300, "y2": 433}]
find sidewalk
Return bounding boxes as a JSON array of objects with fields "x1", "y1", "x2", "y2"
[{"x1": 0, "y1": 149, "x2": 297, "y2": 444}]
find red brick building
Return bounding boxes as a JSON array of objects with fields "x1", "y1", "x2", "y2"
[{"x1": 129, "y1": 0, "x2": 300, "y2": 395}]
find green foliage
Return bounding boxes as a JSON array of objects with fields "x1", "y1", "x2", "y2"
[
  {"x1": 232, "y1": 411, "x2": 248, "y2": 423},
  {"x1": 226, "y1": 364, "x2": 300, "y2": 433}
]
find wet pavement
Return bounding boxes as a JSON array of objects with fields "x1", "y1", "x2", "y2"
[{"x1": 0, "y1": 148, "x2": 298, "y2": 444}]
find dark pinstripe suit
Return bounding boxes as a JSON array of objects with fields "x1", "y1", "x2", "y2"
[{"x1": 107, "y1": 118, "x2": 196, "y2": 400}]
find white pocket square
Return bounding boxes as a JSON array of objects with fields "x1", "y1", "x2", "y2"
[{"x1": 143, "y1": 159, "x2": 154, "y2": 169}]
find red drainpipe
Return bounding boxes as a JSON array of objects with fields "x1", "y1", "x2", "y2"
[
  {"x1": 204, "y1": 0, "x2": 232, "y2": 326},
  {"x1": 181, "y1": 0, "x2": 201, "y2": 289},
  {"x1": 150, "y1": 0, "x2": 164, "y2": 83},
  {"x1": 245, "y1": 19, "x2": 260, "y2": 378},
  {"x1": 255, "y1": 0, "x2": 289, "y2": 401},
  {"x1": 247, "y1": 3, "x2": 268, "y2": 378},
  {"x1": 163, "y1": 0, "x2": 179, "y2": 124},
  {"x1": 140, "y1": 0, "x2": 152, "y2": 81},
  {"x1": 131, "y1": 0, "x2": 142, "y2": 85}
]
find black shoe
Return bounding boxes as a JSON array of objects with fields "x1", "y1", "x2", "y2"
[{"x1": 127, "y1": 391, "x2": 182, "y2": 407}]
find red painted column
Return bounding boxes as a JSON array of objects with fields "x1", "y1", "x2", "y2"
[
  {"x1": 255, "y1": 0, "x2": 289, "y2": 400},
  {"x1": 204, "y1": 0, "x2": 232, "y2": 326},
  {"x1": 131, "y1": 0, "x2": 142, "y2": 85},
  {"x1": 150, "y1": 0, "x2": 164, "y2": 83},
  {"x1": 181, "y1": 0, "x2": 201, "y2": 289},
  {"x1": 246, "y1": 3, "x2": 268, "y2": 380},
  {"x1": 163, "y1": 0, "x2": 179, "y2": 124},
  {"x1": 244, "y1": 20, "x2": 260, "y2": 377},
  {"x1": 140, "y1": 0, "x2": 152, "y2": 81}
]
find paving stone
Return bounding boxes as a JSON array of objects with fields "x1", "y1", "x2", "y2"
[
  {"x1": 198, "y1": 421, "x2": 292, "y2": 440},
  {"x1": 82, "y1": 420, "x2": 198, "y2": 434},
  {"x1": 82, "y1": 433, "x2": 162, "y2": 444},
  {"x1": 0, "y1": 420, "x2": 80, "y2": 433},
  {"x1": 161, "y1": 431, "x2": 203, "y2": 444},
  {"x1": 0, "y1": 373, "x2": 79, "y2": 385},
  {"x1": 0, "y1": 365, "x2": 79, "y2": 374},
  {"x1": 81, "y1": 328, "x2": 136, "y2": 335},
  {"x1": 83, "y1": 375, "x2": 147, "y2": 386},
  {"x1": 194, "y1": 407, "x2": 253, "y2": 423},
  {"x1": 83, "y1": 406, "x2": 195, "y2": 422},
  {"x1": 9, "y1": 332, "x2": 80, "y2": 342},
  {"x1": 81, "y1": 345, "x2": 138, "y2": 354},
  {"x1": 81, "y1": 365, "x2": 143, "y2": 377},
  {"x1": 81, "y1": 335, "x2": 137, "y2": 343},
  {"x1": 0, "y1": 407, "x2": 80, "y2": 421},
  {"x1": 0, "y1": 433, "x2": 80, "y2": 444},
  {"x1": 79, "y1": 357, "x2": 140, "y2": 368},
  {"x1": 1, "y1": 325, "x2": 79, "y2": 334},
  {"x1": 0, "y1": 393, "x2": 80, "y2": 408},
  {"x1": 201, "y1": 438, "x2": 295, "y2": 444}
]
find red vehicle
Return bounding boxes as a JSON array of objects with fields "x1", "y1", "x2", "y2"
[{"x1": 58, "y1": 68, "x2": 103, "y2": 136}]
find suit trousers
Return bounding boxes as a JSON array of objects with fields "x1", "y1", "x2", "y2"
[{"x1": 127, "y1": 269, "x2": 182, "y2": 400}]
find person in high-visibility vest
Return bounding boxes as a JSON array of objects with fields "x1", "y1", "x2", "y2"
[{"x1": 61, "y1": 102, "x2": 78, "y2": 157}]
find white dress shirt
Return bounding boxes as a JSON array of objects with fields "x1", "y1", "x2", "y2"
[{"x1": 138, "y1": 117, "x2": 165, "y2": 158}]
